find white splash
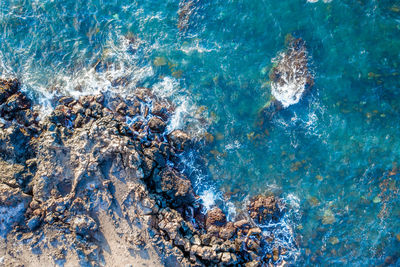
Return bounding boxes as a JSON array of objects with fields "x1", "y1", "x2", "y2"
[
  {"x1": 199, "y1": 189, "x2": 219, "y2": 210},
  {"x1": 153, "y1": 76, "x2": 210, "y2": 137},
  {"x1": 270, "y1": 49, "x2": 309, "y2": 108},
  {"x1": 307, "y1": 0, "x2": 332, "y2": 3}
]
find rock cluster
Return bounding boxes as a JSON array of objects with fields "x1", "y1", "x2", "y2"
[
  {"x1": 0, "y1": 78, "x2": 285, "y2": 266},
  {"x1": 248, "y1": 195, "x2": 281, "y2": 224}
]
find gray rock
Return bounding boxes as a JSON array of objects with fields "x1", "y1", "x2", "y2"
[
  {"x1": 71, "y1": 215, "x2": 98, "y2": 236},
  {"x1": 0, "y1": 184, "x2": 31, "y2": 237},
  {"x1": 27, "y1": 216, "x2": 41, "y2": 231}
]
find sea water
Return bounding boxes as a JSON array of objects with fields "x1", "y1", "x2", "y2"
[{"x1": 1, "y1": 0, "x2": 400, "y2": 265}]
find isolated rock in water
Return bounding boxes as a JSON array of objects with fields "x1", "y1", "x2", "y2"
[
  {"x1": 269, "y1": 36, "x2": 314, "y2": 108},
  {"x1": 0, "y1": 184, "x2": 31, "y2": 237}
]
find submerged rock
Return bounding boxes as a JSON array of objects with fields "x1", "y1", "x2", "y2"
[{"x1": 178, "y1": 0, "x2": 194, "y2": 31}]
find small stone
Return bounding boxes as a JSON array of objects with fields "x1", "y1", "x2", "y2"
[
  {"x1": 373, "y1": 196, "x2": 381, "y2": 203},
  {"x1": 245, "y1": 260, "x2": 260, "y2": 267},
  {"x1": 221, "y1": 252, "x2": 232, "y2": 264},
  {"x1": 329, "y1": 237, "x2": 339, "y2": 245},
  {"x1": 190, "y1": 235, "x2": 201, "y2": 246}
]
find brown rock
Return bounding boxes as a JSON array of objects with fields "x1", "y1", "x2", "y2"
[
  {"x1": 272, "y1": 247, "x2": 280, "y2": 262},
  {"x1": 206, "y1": 208, "x2": 226, "y2": 228},
  {"x1": 151, "y1": 102, "x2": 169, "y2": 121},
  {"x1": 248, "y1": 195, "x2": 281, "y2": 223},
  {"x1": 219, "y1": 222, "x2": 236, "y2": 240},
  {"x1": 167, "y1": 130, "x2": 191, "y2": 151},
  {"x1": 0, "y1": 78, "x2": 18, "y2": 104}
]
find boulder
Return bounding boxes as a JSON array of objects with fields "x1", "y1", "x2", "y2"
[
  {"x1": 148, "y1": 117, "x2": 166, "y2": 133},
  {"x1": 206, "y1": 208, "x2": 226, "y2": 228},
  {"x1": 167, "y1": 130, "x2": 191, "y2": 151}
]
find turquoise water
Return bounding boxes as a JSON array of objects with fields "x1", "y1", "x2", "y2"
[{"x1": 1, "y1": 0, "x2": 400, "y2": 265}]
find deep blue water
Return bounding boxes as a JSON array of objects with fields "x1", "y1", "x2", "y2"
[{"x1": 1, "y1": 0, "x2": 400, "y2": 265}]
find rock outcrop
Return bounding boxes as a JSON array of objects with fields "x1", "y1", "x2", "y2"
[{"x1": 0, "y1": 78, "x2": 286, "y2": 266}]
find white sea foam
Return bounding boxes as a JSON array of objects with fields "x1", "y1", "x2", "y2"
[
  {"x1": 153, "y1": 76, "x2": 210, "y2": 137},
  {"x1": 259, "y1": 193, "x2": 301, "y2": 263},
  {"x1": 199, "y1": 189, "x2": 219, "y2": 210},
  {"x1": 307, "y1": 0, "x2": 332, "y2": 3},
  {"x1": 270, "y1": 50, "x2": 309, "y2": 108},
  {"x1": 1, "y1": 32, "x2": 155, "y2": 116},
  {"x1": 180, "y1": 40, "x2": 218, "y2": 54}
]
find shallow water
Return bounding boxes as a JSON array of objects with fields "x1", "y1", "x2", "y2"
[{"x1": 1, "y1": 0, "x2": 400, "y2": 265}]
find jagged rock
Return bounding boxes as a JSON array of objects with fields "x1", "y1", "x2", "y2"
[
  {"x1": 219, "y1": 222, "x2": 236, "y2": 240},
  {"x1": 269, "y1": 36, "x2": 313, "y2": 108},
  {"x1": 245, "y1": 260, "x2": 260, "y2": 267},
  {"x1": 27, "y1": 216, "x2": 41, "y2": 231},
  {"x1": 0, "y1": 78, "x2": 18, "y2": 104},
  {"x1": 206, "y1": 208, "x2": 226, "y2": 228},
  {"x1": 272, "y1": 247, "x2": 280, "y2": 262},
  {"x1": 167, "y1": 130, "x2": 191, "y2": 151},
  {"x1": 71, "y1": 215, "x2": 98, "y2": 236},
  {"x1": 0, "y1": 160, "x2": 25, "y2": 187},
  {"x1": 0, "y1": 124, "x2": 34, "y2": 163},
  {"x1": 148, "y1": 117, "x2": 166, "y2": 133},
  {"x1": 58, "y1": 96, "x2": 75, "y2": 106},
  {"x1": 156, "y1": 168, "x2": 194, "y2": 206},
  {"x1": 249, "y1": 195, "x2": 281, "y2": 223},
  {"x1": 151, "y1": 102, "x2": 170, "y2": 121},
  {"x1": 220, "y1": 252, "x2": 238, "y2": 265}
]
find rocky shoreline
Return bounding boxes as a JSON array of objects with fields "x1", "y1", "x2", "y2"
[{"x1": 0, "y1": 78, "x2": 286, "y2": 266}]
